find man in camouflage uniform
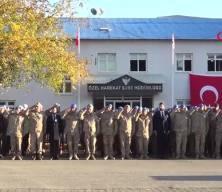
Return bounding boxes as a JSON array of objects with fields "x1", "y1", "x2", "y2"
[
  {"x1": 206, "y1": 104, "x2": 219, "y2": 158},
  {"x1": 215, "y1": 108, "x2": 222, "y2": 159},
  {"x1": 22, "y1": 105, "x2": 31, "y2": 156},
  {"x1": 7, "y1": 106, "x2": 24, "y2": 160},
  {"x1": 113, "y1": 107, "x2": 123, "y2": 157},
  {"x1": 117, "y1": 105, "x2": 135, "y2": 160},
  {"x1": 190, "y1": 104, "x2": 209, "y2": 159},
  {"x1": 80, "y1": 104, "x2": 99, "y2": 160},
  {"x1": 135, "y1": 108, "x2": 152, "y2": 159},
  {"x1": 171, "y1": 105, "x2": 189, "y2": 159},
  {"x1": 100, "y1": 104, "x2": 116, "y2": 160},
  {"x1": 62, "y1": 104, "x2": 80, "y2": 160},
  {"x1": 29, "y1": 102, "x2": 45, "y2": 160},
  {"x1": 130, "y1": 106, "x2": 139, "y2": 158},
  {"x1": 169, "y1": 105, "x2": 179, "y2": 158}
]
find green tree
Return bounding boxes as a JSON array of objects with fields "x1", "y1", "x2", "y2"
[{"x1": 0, "y1": 0, "x2": 87, "y2": 91}]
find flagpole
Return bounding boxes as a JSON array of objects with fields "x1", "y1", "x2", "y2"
[
  {"x1": 171, "y1": 33, "x2": 175, "y2": 107},
  {"x1": 77, "y1": 25, "x2": 81, "y2": 109},
  {"x1": 75, "y1": 8, "x2": 103, "y2": 109},
  {"x1": 77, "y1": 25, "x2": 80, "y2": 56}
]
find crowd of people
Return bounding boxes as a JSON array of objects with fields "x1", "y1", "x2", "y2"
[{"x1": 0, "y1": 101, "x2": 221, "y2": 160}]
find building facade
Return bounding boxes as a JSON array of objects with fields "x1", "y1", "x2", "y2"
[{"x1": 0, "y1": 16, "x2": 222, "y2": 110}]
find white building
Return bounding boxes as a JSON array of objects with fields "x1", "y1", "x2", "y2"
[{"x1": 0, "y1": 16, "x2": 222, "y2": 110}]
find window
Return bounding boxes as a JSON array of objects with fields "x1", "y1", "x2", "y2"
[
  {"x1": 97, "y1": 53, "x2": 117, "y2": 72},
  {"x1": 176, "y1": 53, "x2": 192, "y2": 72},
  {"x1": 208, "y1": 54, "x2": 222, "y2": 72},
  {"x1": 130, "y1": 53, "x2": 147, "y2": 72},
  {"x1": 60, "y1": 76, "x2": 72, "y2": 94},
  {"x1": 176, "y1": 99, "x2": 190, "y2": 106},
  {"x1": 0, "y1": 100, "x2": 15, "y2": 108}
]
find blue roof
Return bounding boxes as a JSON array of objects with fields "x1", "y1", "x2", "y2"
[{"x1": 61, "y1": 16, "x2": 222, "y2": 40}]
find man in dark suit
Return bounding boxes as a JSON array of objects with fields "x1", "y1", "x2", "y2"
[
  {"x1": 153, "y1": 102, "x2": 171, "y2": 159},
  {"x1": 46, "y1": 106, "x2": 63, "y2": 160}
]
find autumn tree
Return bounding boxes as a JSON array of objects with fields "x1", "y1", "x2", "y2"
[{"x1": 0, "y1": 0, "x2": 87, "y2": 91}]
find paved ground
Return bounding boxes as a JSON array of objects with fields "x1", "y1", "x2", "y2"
[{"x1": 0, "y1": 160, "x2": 222, "y2": 192}]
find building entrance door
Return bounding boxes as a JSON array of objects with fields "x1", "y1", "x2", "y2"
[
  {"x1": 104, "y1": 97, "x2": 142, "y2": 110},
  {"x1": 115, "y1": 102, "x2": 131, "y2": 109},
  {"x1": 93, "y1": 96, "x2": 153, "y2": 111}
]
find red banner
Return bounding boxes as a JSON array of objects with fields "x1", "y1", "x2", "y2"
[{"x1": 190, "y1": 74, "x2": 222, "y2": 106}]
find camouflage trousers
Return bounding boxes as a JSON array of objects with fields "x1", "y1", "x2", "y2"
[
  {"x1": 30, "y1": 131, "x2": 43, "y2": 155},
  {"x1": 84, "y1": 134, "x2": 96, "y2": 155},
  {"x1": 195, "y1": 131, "x2": 206, "y2": 158},
  {"x1": 10, "y1": 135, "x2": 22, "y2": 156},
  {"x1": 119, "y1": 132, "x2": 131, "y2": 158},
  {"x1": 175, "y1": 130, "x2": 187, "y2": 158},
  {"x1": 103, "y1": 135, "x2": 114, "y2": 158},
  {"x1": 136, "y1": 136, "x2": 149, "y2": 158},
  {"x1": 67, "y1": 133, "x2": 80, "y2": 156},
  {"x1": 215, "y1": 131, "x2": 222, "y2": 158}
]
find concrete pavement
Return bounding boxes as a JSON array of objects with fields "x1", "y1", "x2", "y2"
[{"x1": 0, "y1": 160, "x2": 222, "y2": 191}]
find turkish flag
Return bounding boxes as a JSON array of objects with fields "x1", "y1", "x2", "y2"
[
  {"x1": 190, "y1": 74, "x2": 222, "y2": 106},
  {"x1": 75, "y1": 30, "x2": 79, "y2": 47},
  {"x1": 75, "y1": 26, "x2": 80, "y2": 55}
]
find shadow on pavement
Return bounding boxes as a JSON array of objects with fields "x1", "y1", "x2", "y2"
[{"x1": 152, "y1": 175, "x2": 222, "y2": 181}]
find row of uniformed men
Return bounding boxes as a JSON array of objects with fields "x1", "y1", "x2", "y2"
[
  {"x1": 0, "y1": 103, "x2": 151, "y2": 160},
  {"x1": 0, "y1": 103, "x2": 45, "y2": 160},
  {"x1": 0, "y1": 102, "x2": 222, "y2": 160},
  {"x1": 170, "y1": 104, "x2": 222, "y2": 159}
]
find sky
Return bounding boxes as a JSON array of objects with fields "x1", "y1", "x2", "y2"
[{"x1": 50, "y1": 0, "x2": 222, "y2": 18}]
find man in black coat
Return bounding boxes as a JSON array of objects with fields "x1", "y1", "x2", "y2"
[
  {"x1": 46, "y1": 106, "x2": 63, "y2": 160},
  {"x1": 153, "y1": 102, "x2": 171, "y2": 159}
]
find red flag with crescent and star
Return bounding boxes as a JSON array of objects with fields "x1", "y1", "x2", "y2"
[
  {"x1": 75, "y1": 26, "x2": 80, "y2": 56},
  {"x1": 190, "y1": 73, "x2": 222, "y2": 106}
]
